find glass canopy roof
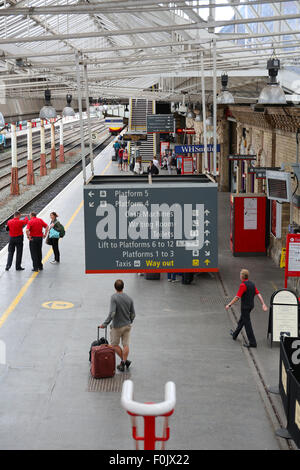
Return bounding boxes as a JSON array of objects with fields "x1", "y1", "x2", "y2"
[{"x1": 0, "y1": 1, "x2": 299, "y2": 102}]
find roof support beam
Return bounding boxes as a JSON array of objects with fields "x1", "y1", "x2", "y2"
[
  {"x1": 0, "y1": 0, "x2": 293, "y2": 16},
  {"x1": 0, "y1": 13, "x2": 300, "y2": 44},
  {"x1": 0, "y1": 39, "x2": 198, "y2": 59}
]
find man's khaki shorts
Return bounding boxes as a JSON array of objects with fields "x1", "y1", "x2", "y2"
[{"x1": 110, "y1": 325, "x2": 131, "y2": 347}]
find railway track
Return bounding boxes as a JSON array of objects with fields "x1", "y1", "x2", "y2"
[
  {"x1": 0, "y1": 132, "x2": 114, "y2": 249},
  {"x1": 0, "y1": 120, "x2": 106, "y2": 192},
  {"x1": 0, "y1": 121, "x2": 96, "y2": 169},
  {"x1": 1, "y1": 118, "x2": 95, "y2": 152}
]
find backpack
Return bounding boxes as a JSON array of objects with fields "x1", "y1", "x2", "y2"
[
  {"x1": 89, "y1": 336, "x2": 108, "y2": 362},
  {"x1": 89, "y1": 327, "x2": 109, "y2": 361},
  {"x1": 54, "y1": 221, "x2": 65, "y2": 238}
]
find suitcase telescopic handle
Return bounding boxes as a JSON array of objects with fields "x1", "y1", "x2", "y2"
[{"x1": 98, "y1": 326, "x2": 107, "y2": 341}]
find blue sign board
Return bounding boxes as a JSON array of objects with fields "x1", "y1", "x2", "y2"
[
  {"x1": 84, "y1": 175, "x2": 218, "y2": 273},
  {"x1": 175, "y1": 144, "x2": 220, "y2": 154}
]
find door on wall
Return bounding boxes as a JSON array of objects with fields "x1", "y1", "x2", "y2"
[{"x1": 229, "y1": 120, "x2": 237, "y2": 193}]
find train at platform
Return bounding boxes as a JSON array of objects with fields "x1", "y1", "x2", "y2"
[{"x1": 105, "y1": 116, "x2": 126, "y2": 136}]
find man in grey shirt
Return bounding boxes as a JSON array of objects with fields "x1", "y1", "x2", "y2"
[{"x1": 100, "y1": 279, "x2": 135, "y2": 372}]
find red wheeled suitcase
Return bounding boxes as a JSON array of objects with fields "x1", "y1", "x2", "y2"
[{"x1": 90, "y1": 328, "x2": 115, "y2": 378}]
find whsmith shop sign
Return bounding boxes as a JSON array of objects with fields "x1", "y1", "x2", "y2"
[
  {"x1": 84, "y1": 175, "x2": 218, "y2": 273},
  {"x1": 174, "y1": 144, "x2": 220, "y2": 154}
]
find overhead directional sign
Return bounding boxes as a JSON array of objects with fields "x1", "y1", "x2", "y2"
[
  {"x1": 175, "y1": 144, "x2": 221, "y2": 154},
  {"x1": 248, "y1": 166, "x2": 281, "y2": 179},
  {"x1": 147, "y1": 114, "x2": 175, "y2": 133},
  {"x1": 84, "y1": 175, "x2": 218, "y2": 273}
]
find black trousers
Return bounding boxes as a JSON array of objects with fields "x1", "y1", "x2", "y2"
[
  {"x1": 6, "y1": 235, "x2": 24, "y2": 269},
  {"x1": 29, "y1": 237, "x2": 43, "y2": 270},
  {"x1": 232, "y1": 307, "x2": 257, "y2": 346},
  {"x1": 50, "y1": 238, "x2": 60, "y2": 262}
]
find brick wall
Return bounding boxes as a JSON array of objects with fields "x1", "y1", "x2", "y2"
[
  {"x1": 275, "y1": 130, "x2": 297, "y2": 170},
  {"x1": 220, "y1": 113, "x2": 300, "y2": 267}
]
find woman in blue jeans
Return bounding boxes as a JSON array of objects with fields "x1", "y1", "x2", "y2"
[
  {"x1": 168, "y1": 273, "x2": 182, "y2": 282},
  {"x1": 48, "y1": 212, "x2": 60, "y2": 264}
]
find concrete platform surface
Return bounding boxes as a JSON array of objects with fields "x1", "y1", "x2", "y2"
[{"x1": 0, "y1": 146, "x2": 286, "y2": 450}]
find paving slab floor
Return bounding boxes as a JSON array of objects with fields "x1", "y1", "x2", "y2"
[{"x1": 0, "y1": 146, "x2": 283, "y2": 450}]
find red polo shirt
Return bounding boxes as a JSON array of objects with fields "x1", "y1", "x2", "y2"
[
  {"x1": 27, "y1": 217, "x2": 48, "y2": 237},
  {"x1": 7, "y1": 217, "x2": 28, "y2": 237},
  {"x1": 236, "y1": 281, "x2": 259, "y2": 298}
]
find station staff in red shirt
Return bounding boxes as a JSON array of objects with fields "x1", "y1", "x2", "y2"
[
  {"x1": 5, "y1": 211, "x2": 28, "y2": 271},
  {"x1": 26, "y1": 212, "x2": 48, "y2": 272},
  {"x1": 225, "y1": 269, "x2": 268, "y2": 348}
]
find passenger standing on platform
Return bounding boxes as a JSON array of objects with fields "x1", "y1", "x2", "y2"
[
  {"x1": 5, "y1": 211, "x2": 28, "y2": 271},
  {"x1": 147, "y1": 160, "x2": 159, "y2": 176},
  {"x1": 171, "y1": 150, "x2": 177, "y2": 168},
  {"x1": 100, "y1": 279, "x2": 135, "y2": 372},
  {"x1": 168, "y1": 273, "x2": 179, "y2": 283},
  {"x1": 153, "y1": 155, "x2": 159, "y2": 169},
  {"x1": 161, "y1": 153, "x2": 168, "y2": 170},
  {"x1": 26, "y1": 212, "x2": 48, "y2": 272},
  {"x1": 113, "y1": 139, "x2": 121, "y2": 160},
  {"x1": 225, "y1": 269, "x2": 268, "y2": 348},
  {"x1": 118, "y1": 147, "x2": 124, "y2": 171},
  {"x1": 167, "y1": 153, "x2": 172, "y2": 175},
  {"x1": 123, "y1": 148, "x2": 128, "y2": 172},
  {"x1": 48, "y1": 212, "x2": 61, "y2": 264}
]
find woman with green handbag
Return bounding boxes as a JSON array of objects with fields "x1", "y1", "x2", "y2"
[{"x1": 48, "y1": 212, "x2": 62, "y2": 264}]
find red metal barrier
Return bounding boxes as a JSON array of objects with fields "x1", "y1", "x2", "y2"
[{"x1": 121, "y1": 380, "x2": 176, "y2": 450}]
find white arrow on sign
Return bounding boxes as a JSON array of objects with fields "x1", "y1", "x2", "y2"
[
  {"x1": 89, "y1": 202, "x2": 95, "y2": 208},
  {"x1": 205, "y1": 251, "x2": 210, "y2": 256},
  {"x1": 204, "y1": 220, "x2": 210, "y2": 226},
  {"x1": 88, "y1": 191, "x2": 95, "y2": 198},
  {"x1": 204, "y1": 240, "x2": 210, "y2": 246},
  {"x1": 204, "y1": 230, "x2": 210, "y2": 236},
  {"x1": 204, "y1": 209, "x2": 210, "y2": 216}
]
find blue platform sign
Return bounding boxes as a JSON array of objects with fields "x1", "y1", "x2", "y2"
[
  {"x1": 175, "y1": 144, "x2": 220, "y2": 154},
  {"x1": 84, "y1": 176, "x2": 218, "y2": 274}
]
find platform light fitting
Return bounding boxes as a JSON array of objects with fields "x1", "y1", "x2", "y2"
[
  {"x1": 62, "y1": 93, "x2": 75, "y2": 117},
  {"x1": 39, "y1": 89, "x2": 57, "y2": 120},
  {"x1": 258, "y1": 57, "x2": 287, "y2": 105},
  {"x1": 178, "y1": 102, "x2": 187, "y2": 115},
  {"x1": 186, "y1": 104, "x2": 195, "y2": 119},
  {"x1": 217, "y1": 73, "x2": 235, "y2": 104}
]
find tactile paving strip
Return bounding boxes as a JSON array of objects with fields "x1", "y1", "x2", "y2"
[{"x1": 87, "y1": 372, "x2": 131, "y2": 392}]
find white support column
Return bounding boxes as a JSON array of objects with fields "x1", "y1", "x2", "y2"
[
  {"x1": 84, "y1": 63, "x2": 94, "y2": 175},
  {"x1": 10, "y1": 122, "x2": 19, "y2": 195},
  {"x1": 59, "y1": 119, "x2": 64, "y2": 162},
  {"x1": 201, "y1": 52, "x2": 208, "y2": 171},
  {"x1": 27, "y1": 120, "x2": 34, "y2": 185},
  {"x1": 75, "y1": 53, "x2": 87, "y2": 184},
  {"x1": 40, "y1": 119, "x2": 47, "y2": 176},
  {"x1": 212, "y1": 38, "x2": 217, "y2": 177},
  {"x1": 50, "y1": 120, "x2": 56, "y2": 169}
]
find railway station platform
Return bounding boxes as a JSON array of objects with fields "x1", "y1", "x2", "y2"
[{"x1": 0, "y1": 141, "x2": 292, "y2": 450}]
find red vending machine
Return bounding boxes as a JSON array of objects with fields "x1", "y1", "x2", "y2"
[{"x1": 230, "y1": 193, "x2": 267, "y2": 256}]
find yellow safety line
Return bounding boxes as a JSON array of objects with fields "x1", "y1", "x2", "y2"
[
  {"x1": 0, "y1": 273, "x2": 39, "y2": 328},
  {"x1": 0, "y1": 160, "x2": 112, "y2": 329}
]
